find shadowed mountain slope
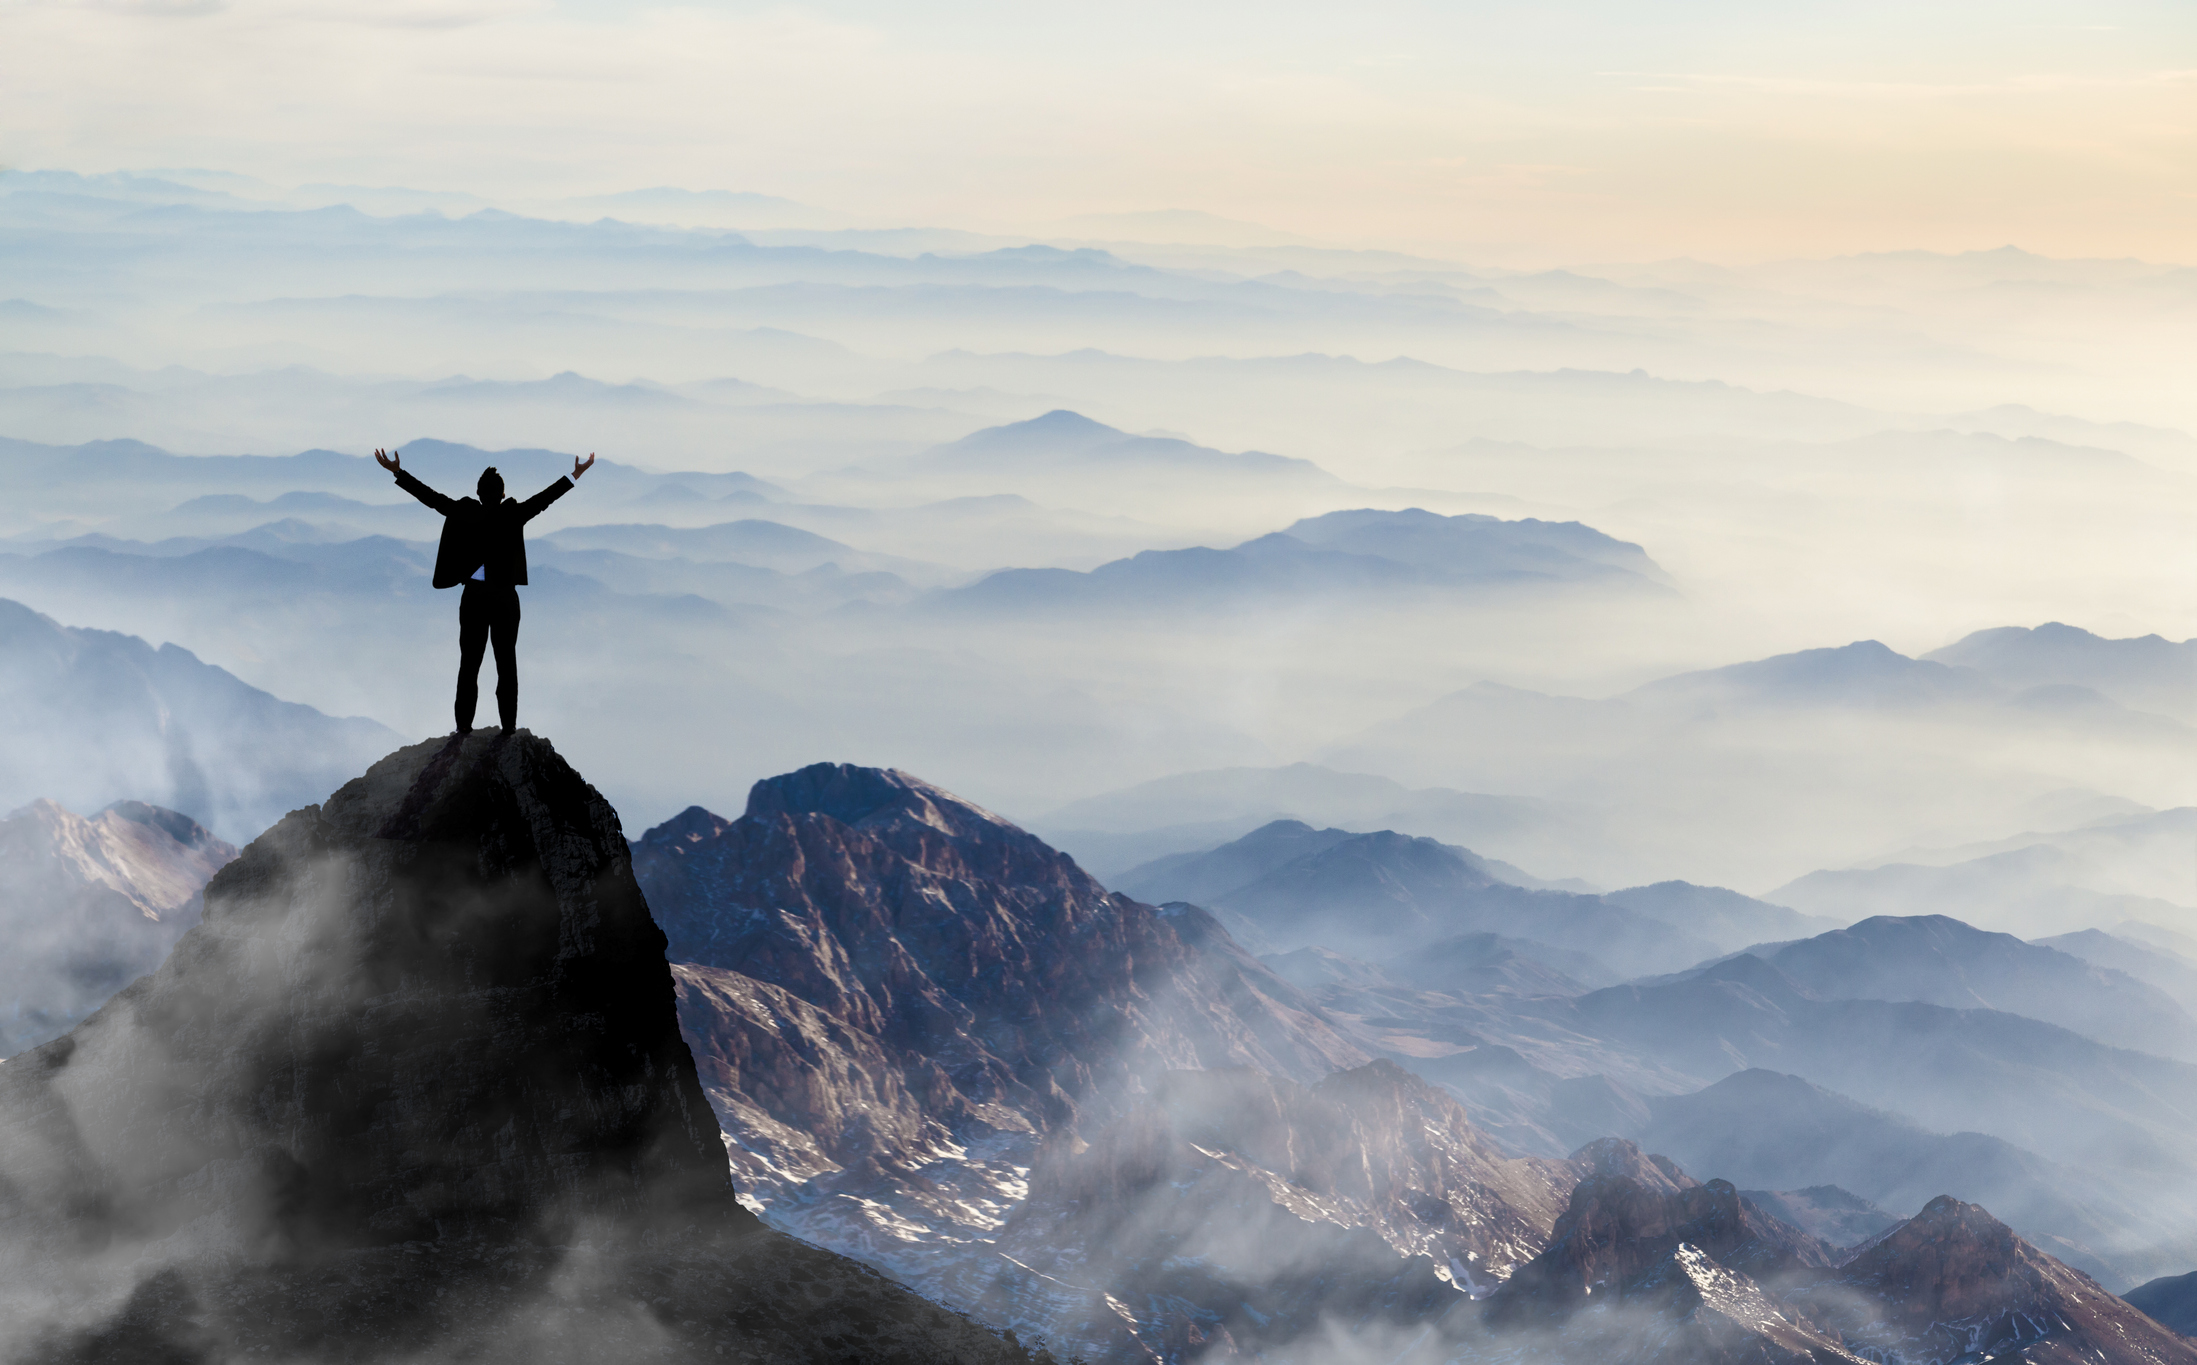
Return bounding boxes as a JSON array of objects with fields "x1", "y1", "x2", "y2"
[
  {"x1": 1735, "y1": 1187, "x2": 1899, "y2": 1249},
  {"x1": 2126, "y1": 1271, "x2": 2197, "y2": 1336},
  {"x1": 1726, "y1": 914, "x2": 2197, "y2": 1060}
]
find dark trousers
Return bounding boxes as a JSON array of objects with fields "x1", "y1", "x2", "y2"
[{"x1": 456, "y1": 583, "x2": 521, "y2": 732}]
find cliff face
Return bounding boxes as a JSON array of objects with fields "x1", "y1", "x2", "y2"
[{"x1": 0, "y1": 734, "x2": 1036, "y2": 1365}]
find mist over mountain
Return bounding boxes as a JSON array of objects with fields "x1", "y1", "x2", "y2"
[
  {"x1": 1123, "y1": 821, "x2": 1827, "y2": 978},
  {"x1": 0, "y1": 797, "x2": 234, "y2": 1055},
  {"x1": 629, "y1": 766, "x2": 1622, "y2": 1357},
  {"x1": 1037, "y1": 765, "x2": 1612, "y2": 886},
  {"x1": 1325, "y1": 638, "x2": 2195, "y2": 889},
  {"x1": 1771, "y1": 807, "x2": 2197, "y2": 938},
  {"x1": 0, "y1": 596, "x2": 399, "y2": 841},
  {"x1": 2037, "y1": 928, "x2": 2197, "y2": 1018},
  {"x1": 1629, "y1": 1069, "x2": 2163, "y2": 1285},
  {"x1": 1927, "y1": 621, "x2": 2197, "y2": 721},
  {"x1": 948, "y1": 505, "x2": 1669, "y2": 614},
  {"x1": 1696, "y1": 915, "x2": 2197, "y2": 1061}
]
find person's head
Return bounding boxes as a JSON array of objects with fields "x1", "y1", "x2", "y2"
[{"x1": 477, "y1": 467, "x2": 505, "y2": 503}]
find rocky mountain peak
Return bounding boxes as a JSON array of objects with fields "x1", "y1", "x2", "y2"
[
  {"x1": 1489, "y1": 1157, "x2": 1837, "y2": 1325},
  {"x1": 1797, "y1": 1194, "x2": 2197, "y2": 1364},
  {"x1": 1571, "y1": 1137, "x2": 1701, "y2": 1194},
  {"x1": 2, "y1": 731, "x2": 740, "y2": 1254},
  {"x1": 0, "y1": 734, "x2": 1036, "y2": 1363}
]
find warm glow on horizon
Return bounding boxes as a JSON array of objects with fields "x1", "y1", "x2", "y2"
[{"x1": 1, "y1": 0, "x2": 2190, "y2": 264}]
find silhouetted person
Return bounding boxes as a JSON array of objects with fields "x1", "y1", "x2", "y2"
[{"x1": 375, "y1": 447, "x2": 595, "y2": 734}]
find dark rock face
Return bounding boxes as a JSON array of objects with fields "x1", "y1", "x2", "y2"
[
  {"x1": 1560, "y1": 1242, "x2": 1865, "y2": 1364},
  {"x1": 1477, "y1": 1150, "x2": 1858, "y2": 1362},
  {"x1": 0, "y1": 735, "x2": 1035, "y2": 1365}
]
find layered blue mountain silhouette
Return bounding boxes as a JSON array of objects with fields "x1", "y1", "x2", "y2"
[
  {"x1": 0, "y1": 597, "x2": 397, "y2": 839},
  {"x1": 948, "y1": 505, "x2": 1669, "y2": 610}
]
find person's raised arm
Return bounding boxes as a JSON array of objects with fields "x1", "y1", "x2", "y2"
[
  {"x1": 380, "y1": 448, "x2": 458, "y2": 516},
  {"x1": 518, "y1": 452, "x2": 593, "y2": 522}
]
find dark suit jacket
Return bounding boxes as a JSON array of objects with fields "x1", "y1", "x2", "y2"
[{"x1": 394, "y1": 469, "x2": 573, "y2": 588}]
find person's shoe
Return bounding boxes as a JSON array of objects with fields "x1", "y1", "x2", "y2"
[{"x1": 456, "y1": 725, "x2": 473, "y2": 736}]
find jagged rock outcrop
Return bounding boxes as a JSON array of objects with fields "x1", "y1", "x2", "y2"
[
  {"x1": 0, "y1": 797, "x2": 236, "y2": 1054},
  {"x1": 1488, "y1": 1145, "x2": 1836, "y2": 1326},
  {"x1": 1796, "y1": 1195, "x2": 2197, "y2": 1364},
  {"x1": 0, "y1": 733, "x2": 1038, "y2": 1365},
  {"x1": 1484, "y1": 1242, "x2": 1867, "y2": 1364}
]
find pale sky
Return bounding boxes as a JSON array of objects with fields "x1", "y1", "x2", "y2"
[{"x1": 1, "y1": 0, "x2": 2191, "y2": 261}]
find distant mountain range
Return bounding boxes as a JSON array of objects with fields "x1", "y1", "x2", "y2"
[
  {"x1": 946, "y1": 503, "x2": 1671, "y2": 612},
  {"x1": 1668, "y1": 914, "x2": 2197, "y2": 1062},
  {"x1": 1772, "y1": 806, "x2": 2196, "y2": 938},
  {"x1": 1323, "y1": 630, "x2": 2194, "y2": 889},
  {"x1": 1629, "y1": 1069, "x2": 2159, "y2": 1285},
  {"x1": 1034, "y1": 761, "x2": 1618, "y2": 886},
  {"x1": 1927, "y1": 620, "x2": 2197, "y2": 722},
  {"x1": 0, "y1": 597, "x2": 400, "y2": 841},
  {"x1": 1119, "y1": 819, "x2": 1825, "y2": 977}
]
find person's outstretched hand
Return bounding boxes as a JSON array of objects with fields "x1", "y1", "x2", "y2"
[
  {"x1": 573, "y1": 452, "x2": 596, "y2": 480},
  {"x1": 374, "y1": 448, "x2": 401, "y2": 474}
]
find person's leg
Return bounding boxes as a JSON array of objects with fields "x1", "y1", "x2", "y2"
[
  {"x1": 455, "y1": 585, "x2": 490, "y2": 734},
  {"x1": 490, "y1": 587, "x2": 521, "y2": 732}
]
